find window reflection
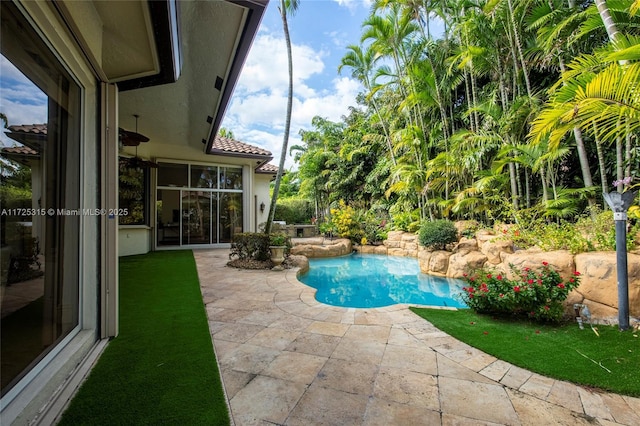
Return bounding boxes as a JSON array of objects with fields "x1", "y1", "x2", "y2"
[{"x1": 1, "y1": 2, "x2": 80, "y2": 396}]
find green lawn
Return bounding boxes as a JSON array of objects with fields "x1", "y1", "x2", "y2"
[
  {"x1": 410, "y1": 307, "x2": 640, "y2": 397},
  {"x1": 59, "y1": 250, "x2": 229, "y2": 425}
]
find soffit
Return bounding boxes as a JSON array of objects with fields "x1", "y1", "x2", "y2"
[
  {"x1": 118, "y1": 0, "x2": 248, "y2": 152},
  {"x1": 56, "y1": 0, "x2": 159, "y2": 82}
]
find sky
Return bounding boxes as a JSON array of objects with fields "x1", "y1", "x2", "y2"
[
  {"x1": 221, "y1": 0, "x2": 374, "y2": 170},
  {"x1": 0, "y1": 0, "x2": 444, "y2": 170},
  {"x1": 0, "y1": 0, "x2": 373, "y2": 166}
]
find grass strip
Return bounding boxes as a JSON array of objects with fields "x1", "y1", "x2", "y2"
[
  {"x1": 59, "y1": 250, "x2": 229, "y2": 425},
  {"x1": 410, "y1": 307, "x2": 640, "y2": 397}
]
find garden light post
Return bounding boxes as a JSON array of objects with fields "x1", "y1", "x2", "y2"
[{"x1": 603, "y1": 190, "x2": 638, "y2": 331}]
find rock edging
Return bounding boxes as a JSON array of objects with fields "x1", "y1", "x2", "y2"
[{"x1": 354, "y1": 231, "x2": 639, "y2": 323}]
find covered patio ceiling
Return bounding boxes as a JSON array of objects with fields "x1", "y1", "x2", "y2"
[{"x1": 113, "y1": 0, "x2": 267, "y2": 154}]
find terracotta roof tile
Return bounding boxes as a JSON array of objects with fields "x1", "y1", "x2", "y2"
[
  {"x1": 257, "y1": 163, "x2": 279, "y2": 174},
  {"x1": 211, "y1": 136, "x2": 271, "y2": 157},
  {"x1": 7, "y1": 124, "x2": 47, "y2": 135},
  {"x1": 2, "y1": 145, "x2": 38, "y2": 155}
]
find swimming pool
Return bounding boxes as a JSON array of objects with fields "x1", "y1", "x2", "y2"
[{"x1": 298, "y1": 253, "x2": 467, "y2": 309}]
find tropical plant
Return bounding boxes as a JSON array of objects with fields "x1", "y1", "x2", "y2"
[
  {"x1": 418, "y1": 219, "x2": 458, "y2": 250},
  {"x1": 265, "y1": 0, "x2": 300, "y2": 234},
  {"x1": 459, "y1": 263, "x2": 582, "y2": 322}
]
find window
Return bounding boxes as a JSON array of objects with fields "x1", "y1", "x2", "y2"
[
  {"x1": 1, "y1": 1, "x2": 81, "y2": 396},
  {"x1": 156, "y1": 162, "x2": 243, "y2": 246},
  {"x1": 157, "y1": 162, "x2": 188, "y2": 187},
  {"x1": 119, "y1": 160, "x2": 149, "y2": 225},
  {"x1": 190, "y1": 165, "x2": 217, "y2": 188}
]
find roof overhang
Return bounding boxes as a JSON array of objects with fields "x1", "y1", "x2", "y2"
[
  {"x1": 54, "y1": 0, "x2": 175, "y2": 86},
  {"x1": 116, "y1": 0, "x2": 268, "y2": 153}
]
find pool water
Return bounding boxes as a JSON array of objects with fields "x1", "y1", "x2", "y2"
[{"x1": 298, "y1": 253, "x2": 467, "y2": 309}]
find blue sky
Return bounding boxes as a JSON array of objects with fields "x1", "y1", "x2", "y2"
[
  {"x1": 0, "y1": 0, "x2": 373, "y2": 166},
  {"x1": 222, "y1": 0, "x2": 374, "y2": 169},
  {"x1": 1, "y1": 0, "x2": 443, "y2": 170}
]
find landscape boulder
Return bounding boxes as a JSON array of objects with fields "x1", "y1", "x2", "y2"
[
  {"x1": 502, "y1": 250, "x2": 575, "y2": 281},
  {"x1": 290, "y1": 238, "x2": 352, "y2": 258},
  {"x1": 428, "y1": 250, "x2": 451, "y2": 276},
  {"x1": 480, "y1": 238, "x2": 515, "y2": 264},
  {"x1": 447, "y1": 251, "x2": 488, "y2": 278},
  {"x1": 574, "y1": 252, "x2": 640, "y2": 317}
]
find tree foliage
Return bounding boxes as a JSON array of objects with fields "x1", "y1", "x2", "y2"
[{"x1": 282, "y1": 0, "x2": 639, "y2": 234}]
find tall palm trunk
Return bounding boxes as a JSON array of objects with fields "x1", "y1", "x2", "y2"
[
  {"x1": 595, "y1": 0, "x2": 621, "y2": 42},
  {"x1": 506, "y1": 0, "x2": 532, "y2": 97},
  {"x1": 616, "y1": 133, "x2": 624, "y2": 192},
  {"x1": 593, "y1": 122, "x2": 609, "y2": 194},
  {"x1": 266, "y1": 0, "x2": 298, "y2": 234}
]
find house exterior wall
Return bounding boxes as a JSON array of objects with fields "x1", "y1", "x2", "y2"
[
  {"x1": 119, "y1": 227, "x2": 152, "y2": 257},
  {"x1": 1, "y1": 2, "x2": 105, "y2": 424},
  {"x1": 255, "y1": 174, "x2": 274, "y2": 230},
  {"x1": 119, "y1": 141, "x2": 271, "y2": 256}
]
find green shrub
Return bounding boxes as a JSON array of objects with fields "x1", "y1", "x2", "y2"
[
  {"x1": 459, "y1": 263, "x2": 582, "y2": 322},
  {"x1": 361, "y1": 209, "x2": 389, "y2": 245},
  {"x1": 269, "y1": 233, "x2": 289, "y2": 246},
  {"x1": 274, "y1": 199, "x2": 314, "y2": 224},
  {"x1": 390, "y1": 210, "x2": 420, "y2": 232},
  {"x1": 229, "y1": 233, "x2": 270, "y2": 261},
  {"x1": 418, "y1": 219, "x2": 458, "y2": 250},
  {"x1": 499, "y1": 209, "x2": 638, "y2": 254},
  {"x1": 329, "y1": 200, "x2": 364, "y2": 242}
]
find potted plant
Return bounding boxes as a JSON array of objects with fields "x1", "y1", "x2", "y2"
[{"x1": 269, "y1": 233, "x2": 288, "y2": 268}]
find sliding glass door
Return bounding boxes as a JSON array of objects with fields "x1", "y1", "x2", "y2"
[{"x1": 156, "y1": 162, "x2": 242, "y2": 247}]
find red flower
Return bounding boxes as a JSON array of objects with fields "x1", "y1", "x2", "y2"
[
  {"x1": 497, "y1": 275, "x2": 503, "y2": 280},
  {"x1": 483, "y1": 331, "x2": 489, "y2": 335},
  {"x1": 544, "y1": 305, "x2": 550, "y2": 311},
  {"x1": 513, "y1": 286, "x2": 521, "y2": 292},
  {"x1": 527, "y1": 279, "x2": 534, "y2": 285},
  {"x1": 463, "y1": 273, "x2": 468, "y2": 277},
  {"x1": 499, "y1": 293, "x2": 504, "y2": 298},
  {"x1": 569, "y1": 278, "x2": 574, "y2": 283},
  {"x1": 486, "y1": 274, "x2": 492, "y2": 279},
  {"x1": 573, "y1": 271, "x2": 581, "y2": 276},
  {"x1": 542, "y1": 261, "x2": 549, "y2": 266},
  {"x1": 557, "y1": 283, "x2": 565, "y2": 288},
  {"x1": 524, "y1": 267, "x2": 530, "y2": 272}
]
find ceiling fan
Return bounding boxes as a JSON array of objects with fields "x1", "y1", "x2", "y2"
[{"x1": 119, "y1": 115, "x2": 158, "y2": 168}]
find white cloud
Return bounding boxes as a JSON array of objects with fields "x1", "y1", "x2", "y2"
[
  {"x1": 0, "y1": 56, "x2": 47, "y2": 147},
  {"x1": 236, "y1": 33, "x2": 325, "y2": 98},
  {"x1": 332, "y1": 0, "x2": 372, "y2": 13},
  {"x1": 223, "y1": 27, "x2": 365, "y2": 171}
]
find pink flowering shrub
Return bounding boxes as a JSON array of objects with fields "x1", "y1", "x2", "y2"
[{"x1": 459, "y1": 262, "x2": 581, "y2": 322}]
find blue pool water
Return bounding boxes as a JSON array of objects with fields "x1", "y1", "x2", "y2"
[{"x1": 298, "y1": 253, "x2": 467, "y2": 309}]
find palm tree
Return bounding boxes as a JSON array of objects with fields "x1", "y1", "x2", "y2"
[
  {"x1": 339, "y1": 44, "x2": 396, "y2": 165},
  {"x1": 265, "y1": 0, "x2": 300, "y2": 234},
  {"x1": 529, "y1": 40, "x2": 640, "y2": 149}
]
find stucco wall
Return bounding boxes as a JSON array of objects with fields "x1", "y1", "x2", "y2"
[{"x1": 118, "y1": 227, "x2": 151, "y2": 256}]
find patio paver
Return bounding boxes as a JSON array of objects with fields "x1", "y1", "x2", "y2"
[{"x1": 195, "y1": 249, "x2": 640, "y2": 425}]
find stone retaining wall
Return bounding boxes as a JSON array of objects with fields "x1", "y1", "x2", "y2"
[
  {"x1": 354, "y1": 231, "x2": 640, "y2": 323},
  {"x1": 290, "y1": 237, "x2": 352, "y2": 258}
]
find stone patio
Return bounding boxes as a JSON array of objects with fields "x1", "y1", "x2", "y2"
[{"x1": 194, "y1": 249, "x2": 640, "y2": 426}]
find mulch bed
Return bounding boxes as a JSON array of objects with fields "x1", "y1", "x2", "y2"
[{"x1": 227, "y1": 257, "x2": 294, "y2": 270}]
